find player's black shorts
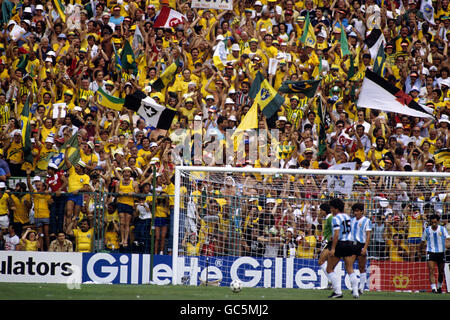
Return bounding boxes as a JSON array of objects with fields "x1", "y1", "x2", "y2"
[
  {"x1": 427, "y1": 252, "x2": 446, "y2": 263},
  {"x1": 354, "y1": 242, "x2": 366, "y2": 256},
  {"x1": 321, "y1": 239, "x2": 332, "y2": 251},
  {"x1": 334, "y1": 241, "x2": 357, "y2": 258}
]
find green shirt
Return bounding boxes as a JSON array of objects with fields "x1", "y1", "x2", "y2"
[{"x1": 323, "y1": 214, "x2": 333, "y2": 242}]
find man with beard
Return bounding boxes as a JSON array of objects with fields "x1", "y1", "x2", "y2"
[
  {"x1": 235, "y1": 79, "x2": 252, "y2": 108},
  {"x1": 368, "y1": 136, "x2": 389, "y2": 170}
]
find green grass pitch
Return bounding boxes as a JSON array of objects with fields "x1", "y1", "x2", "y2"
[{"x1": 1, "y1": 283, "x2": 450, "y2": 300}]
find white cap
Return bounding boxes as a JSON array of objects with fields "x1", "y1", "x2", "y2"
[
  {"x1": 231, "y1": 43, "x2": 240, "y2": 51},
  {"x1": 24, "y1": 7, "x2": 32, "y2": 13},
  {"x1": 22, "y1": 19, "x2": 31, "y2": 25},
  {"x1": 379, "y1": 198, "x2": 389, "y2": 208},
  {"x1": 206, "y1": 95, "x2": 214, "y2": 100},
  {"x1": 150, "y1": 142, "x2": 158, "y2": 148},
  {"x1": 216, "y1": 35, "x2": 224, "y2": 41},
  {"x1": 194, "y1": 115, "x2": 202, "y2": 121},
  {"x1": 150, "y1": 157, "x2": 159, "y2": 165},
  {"x1": 45, "y1": 57, "x2": 53, "y2": 62},
  {"x1": 318, "y1": 30, "x2": 327, "y2": 38},
  {"x1": 48, "y1": 162, "x2": 58, "y2": 170},
  {"x1": 395, "y1": 123, "x2": 403, "y2": 128},
  {"x1": 439, "y1": 114, "x2": 450, "y2": 123},
  {"x1": 225, "y1": 97, "x2": 235, "y2": 104},
  {"x1": 32, "y1": 176, "x2": 41, "y2": 183},
  {"x1": 77, "y1": 160, "x2": 87, "y2": 168},
  {"x1": 278, "y1": 116, "x2": 287, "y2": 121},
  {"x1": 47, "y1": 51, "x2": 56, "y2": 57},
  {"x1": 360, "y1": 161, "x2": 371, "y2": 171},
  {"x1": 36, "y1": 4, "x2": 44, "y2": 10},
  {"x1": 229, "y1": 115, "x2": 237, "y2": 121},
  {"x1": 255, "y1": 1, "x2": 263, "y2": 5},
  {"x1": 45, "y1": 137, "x2": 54, "y2": 144},
  {"x1": 0, "y1": 182, "x2": 6, "y2": 188},
  {"x1": 11, "y1": 129, "x2": 21, "y2": 137}
]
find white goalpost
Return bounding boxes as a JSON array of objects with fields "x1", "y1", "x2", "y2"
[{"x1": 172, "y1": 165, "x2": 450, "y2": 292}]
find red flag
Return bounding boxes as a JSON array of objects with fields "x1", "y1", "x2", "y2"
[{"x1": 153, "y1": 7, "x2": 186, "y2": 29}]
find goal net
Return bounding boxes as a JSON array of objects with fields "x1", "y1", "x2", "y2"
[{"x1": 172, "y1": 166, "x2": 450, "y2": 292}]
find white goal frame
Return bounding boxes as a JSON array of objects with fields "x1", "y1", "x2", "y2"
[{"x1": 172, "y1": 166, "x2": 450, "y2": 286}]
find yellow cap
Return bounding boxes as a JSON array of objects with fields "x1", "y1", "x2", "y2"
[{"x1": 64, "y1": 89, "x2": 73, "y2": 96}]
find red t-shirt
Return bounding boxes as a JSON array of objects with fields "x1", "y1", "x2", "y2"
[{"x1": 46, "y1": 171, "x2": 66, "y2": 192}]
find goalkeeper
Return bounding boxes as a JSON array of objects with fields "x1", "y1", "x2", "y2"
[{"x1": 318, "y1": 203, "x2": 333, "y2": 289}]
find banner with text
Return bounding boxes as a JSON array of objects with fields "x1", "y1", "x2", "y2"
[{"x1": 191, "y1": 0, "x2": 233, "y2": 10}]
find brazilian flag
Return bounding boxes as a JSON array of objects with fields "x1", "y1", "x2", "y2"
[
  {"x1": 373, "y1": 43, "x2": 386, "y2": 77},
  {"x1": 20, "y1": 95, "x2": 33, "y2": 169},
  {"x1": 152, "y1": 58, "x2": 182, "y2": 92},
  {"x1": 317, "y1": 97, "x2": 327, "y2": 157},
  {"x1": 60, "y1": 133, "x2": 80, "y2": 170},
  {"x1": 96, "y1": 87, "x2": 124, "y2": 111},
  {"x1": 249, "y1": 71, "x2": 284, "y2": 119},
  {"x1": 16, "y1": 53, "x2": 29, "y2": 72},
  {"x1": 120, "y1": 40, "x2": 137, "y2": 74},
  {"x1": 279, "y1": 79, "x2": 321, "y2": 97},
  {"x1": 113, "y1": 43, "x2": 123, "y2": 74},
  {"x1": 434, "y1": 148, "x2": 450, "y2": 165},
  {"x1": 299, "y1": 11, "x2": 316, "y2": 48}
]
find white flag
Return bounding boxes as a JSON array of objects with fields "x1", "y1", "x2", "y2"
[
  {"x1": 420, "y1": 0, "x2": 435, "y2": 25},
  {"x1": 137, "y1": 96, "x2": 176, "y2": 130},
  {"x1": 327, "y1": 162, "x2": 356, "y2": 195},
  {"x1": 132, "y1": 25, "x2": 144, "y2": 51}
]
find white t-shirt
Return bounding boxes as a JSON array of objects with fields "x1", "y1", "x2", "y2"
[{"x1": 3, "y1": 234, "x2": 19, "y2": 251}]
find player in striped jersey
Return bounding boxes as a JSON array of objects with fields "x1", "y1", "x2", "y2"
[
  {"x1": 420, "y1": 214, "x2": 450, "y2": 293},
  {"x1": 350, "y1": 203, "x2": 372, "y2": 295},
  {"x1": 326, "y1": 198, "x2": 359, "y2": 298}
]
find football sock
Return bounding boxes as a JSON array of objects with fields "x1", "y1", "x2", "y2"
[{"x1": 328, "y1": 272, "x2": 342, "y2": 294}]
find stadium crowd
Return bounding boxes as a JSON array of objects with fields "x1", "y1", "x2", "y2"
[{"x1": 0, "y1": 0, "x2": 448, "y2": 262}]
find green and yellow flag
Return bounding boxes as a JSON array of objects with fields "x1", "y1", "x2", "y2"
[
  {"x1": 434, "y1": 148, "x2": 450, "y2": 165},
  {"x1": 249, "y1": 71, "x2": 284, "y2": 119},
  {"x1": 300, "y1": 11, "x2": 316, "y2": 48},
  {"x1": 120, "y1": 40, "x2": 137, "y2": 74},
  {"x1": 96, "y1": 87, "x2": 124, "y2": 111},
  {"x1": 20, "y1": 95, "x2": 33, "y2": 169},
  {"x1": 276, "y1": 145, "x2": 295, "y2": 159},
  {"x1": 152, "y1": 58, "x2": 181, "y2": 92},
  {"x1": 373, "y1": 43, "x2": 386, "y2": 77},
  {"x1": 60, "y1": 133, "x2": 80, "y2": 170},
  {"x1": 231, "y1": 99, "x2": 259, "y2": 151},
  {"x1": 279, "y1": 79, "x2": 321, "y2": 97},
  {"x1": 53, "y1": 0, "x2": 66, "y2": 23},
  {"x1": 340, "y1": 24, "x2": 350, "y2": 56}
]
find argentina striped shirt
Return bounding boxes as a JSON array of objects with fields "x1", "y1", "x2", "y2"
[
  {"x1": 350, "y1": 216, "x2": 372, "y2": 244},
  {"x1": 422, "y1": 225, "x2": 450, "y2": 253},
  {"x1": 332, "y1": 213, "x2": 354, "y2": 242}
]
